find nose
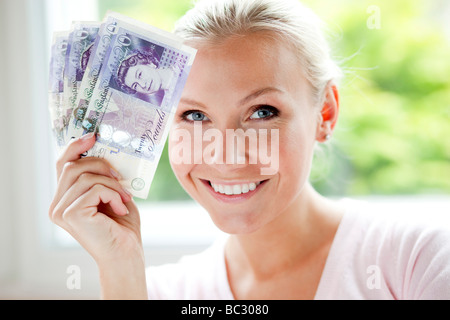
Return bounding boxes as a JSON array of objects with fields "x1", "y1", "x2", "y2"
[
  {"x1": 136, "y1": 79, "x2": 147, "y2": 91},
  {"x1": 225, "y1": 128, "x2": 256, "y2": 165},
  {"x1": 200, "y1": 124, "x2": 257, "y2": 174},
  {"x1": 203, "y1": 124, "x2": 279, "y2": 176},
  {"x1": 143, "y1": 80, "x2": 149, "y2": 91}
]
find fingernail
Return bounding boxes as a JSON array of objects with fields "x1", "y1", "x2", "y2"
[
  {"x1": 110, "y1": 168, "x2": 122, "y2": 180},
  {"x1": 123, "y1": 188, "x2": 133, "y2": 202},
  {"x1": 123, "y1": 188, "x2": 132, "y2": 197},
  {"x1": 81, "y1": 132, "x2": 95, "y2": 140}
]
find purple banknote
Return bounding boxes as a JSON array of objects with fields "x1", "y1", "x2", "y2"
[
  {"x1": 80, "y1": 12, "x2": 196, "y2": 198},
  {"x1": 48, "y1": 31, "x2": 69, "y2": 150},
  {"x1": 66, "y1": 16, "x2": 119, "y2": 141},
  {"x1": 63, "y1": 22, "x2": 100, "y2": 143}
]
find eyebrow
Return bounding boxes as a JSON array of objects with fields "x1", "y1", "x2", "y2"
[
  {"x1": 239, "y1": 87, "x2": 283, "y2": 105},
  {"x1": 180, "y1": 87, "x2": 283, "y2": 109}
]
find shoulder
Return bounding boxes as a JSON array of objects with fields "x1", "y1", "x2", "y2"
[
  {"x1": 327, "y1": 198, "x2": 450, "y2": 299},
  {"x1": 145, "y1": 235, "x2": 232, "y2": 300},
  {"x1": 344, "y1": 198, "x2": 450, "y2": 258},
  {"x1": 337, "y1": 197, "x2": 450, "y2": 247}
]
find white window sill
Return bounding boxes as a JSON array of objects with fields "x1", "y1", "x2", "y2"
[
  {"x1": 54, "y1": 195, "x2": 450, "y2": 249},
  {"x1": 54, "y1": 200, "x2": 225, "y2": 249}
]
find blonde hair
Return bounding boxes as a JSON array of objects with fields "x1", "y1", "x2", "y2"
[{"x1": 174, "y1": 0, "x2": 342, "y2": 104}]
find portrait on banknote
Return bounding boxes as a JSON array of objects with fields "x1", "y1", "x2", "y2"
[
  {"x1": 110, "y1": 34, "x2": 178, "y2": 108},
  {"x1": 79, "y1": 43, "x2": 94, "y2": 80}
]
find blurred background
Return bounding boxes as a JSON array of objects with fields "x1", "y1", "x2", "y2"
[{"x1": 0, "y1": 0, "x2": 448, "y2": 299}]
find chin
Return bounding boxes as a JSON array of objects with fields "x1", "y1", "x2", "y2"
[{"x1": 204, "y1": 205, "x2": 269, "y2": 235}]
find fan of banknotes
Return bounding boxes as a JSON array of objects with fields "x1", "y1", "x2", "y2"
[{"x1": 48, "y1": 12, "x2": 196, "y2": 199}]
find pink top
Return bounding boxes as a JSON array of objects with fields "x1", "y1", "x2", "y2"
[{"x1": 146, "y1": 199, "x2": 450, "y2": 299}]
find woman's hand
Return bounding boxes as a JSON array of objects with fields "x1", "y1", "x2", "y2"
[{"x1": 49, "y1": 133, "x2": 147, "y2": 299}]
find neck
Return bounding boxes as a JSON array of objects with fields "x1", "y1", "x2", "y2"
[{"x1": 225, "y1": 183, "x2": 343, "y2": 279}]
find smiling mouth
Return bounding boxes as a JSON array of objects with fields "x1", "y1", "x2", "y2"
[{"x1": 203, "y1": 179, "x2": 268, "y2": 196}]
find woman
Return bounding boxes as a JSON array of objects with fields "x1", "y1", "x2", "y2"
[
  {"x1": 49, "y1": 0, "x2": 450, "y2": 299},
  {"x1": 115, "y1": 51, "x2": 176, "y2": 107}
]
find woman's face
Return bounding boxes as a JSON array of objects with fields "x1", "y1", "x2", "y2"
[
  {"x1": 169, "y1": 33, "x2": 321, "y2": 234},
  {"x1": 124, "y1": 63, "x2": 161, "y2": 94}
]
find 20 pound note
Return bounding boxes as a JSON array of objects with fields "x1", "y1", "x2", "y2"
[
  {"x1": 63, "y1": 21, "x2": 100, "y2": 143},
  {"x1": 48, "y1": 31, "x2": 69, "y2": 153},
  {"x1": 80, "y1": 12, "x2": 196, "y2": 199},
  {"x1": 66, "y1": 15, "x2": 119, "y2": 141}
]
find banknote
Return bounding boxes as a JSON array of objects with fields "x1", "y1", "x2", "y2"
[
  {"x1": 80, "y1": 12, "x2": 196, "y2": 198},
  {"x1": 48, "y1": 31, "x2": 69, "y2": 152},
  {"x1": 63, "y1": 21, "x2": 100, "y2": 142},
  {"x1": 66, "y1": 16, "x2": 118, "y2": 141}
]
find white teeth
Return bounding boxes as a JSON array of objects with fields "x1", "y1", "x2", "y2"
[
  {"x1": 224, "y1": 185, "x2": 233, "y2": 195},
  {"x1": 210, "y1": 181, "x2": 261, "y2": 195}
]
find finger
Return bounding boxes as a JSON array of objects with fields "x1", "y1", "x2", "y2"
[
  {"x1": 58, "y1": 184, "x2": 129, "y2": 228},
  {"x1": 64, "y1": 172, "x2": 131, "y2": 212},
  {"x1": 56, "y1": 185, "x2": 129, "y2": 254},
  {"x1": 124, "y1": 198, "x2": 139, "y2": 217},
  {"x1": 81, "y1": 184, "x2": 129, "y2": 217},
  {"x1": 51, "y1": 173, "x2": 131, "y2": 226},
  {"x1": 56, "y1": 132, "x2": 96, "y2": 180},
  {"x1": 54, "y1": 157, "x2": 125, "y2": 205}
]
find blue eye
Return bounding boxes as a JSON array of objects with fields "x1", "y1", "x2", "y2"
[
  {"x1": 185, "y1": 111, "x2": 209, "y2": 121},
  {"x1": 249, "y1": 105, "x2": 278, "y2": 120}
]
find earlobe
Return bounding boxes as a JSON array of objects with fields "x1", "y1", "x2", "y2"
[{"x1": 316, "y1": 82, "x2": 339, "y2": 142}]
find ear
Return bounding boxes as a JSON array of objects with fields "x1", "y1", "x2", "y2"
[{"x1": 316, "y1": 82, "x2": 339, "y2": 142}]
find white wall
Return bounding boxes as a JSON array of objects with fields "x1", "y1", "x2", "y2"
[
  {"x1": 0, "y1": 0, "x2": 35, "y2": 288},
  {"x1": 0, "y1": 0, "x2": 68, "y2": 297},
  {"x1": 0, "y1": 0, "x2": 103, "y2": 299}
]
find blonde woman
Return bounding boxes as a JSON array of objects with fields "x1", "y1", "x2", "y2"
[{"x1": 49, "y1": 0, "x2": 450, "y2": 300}]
